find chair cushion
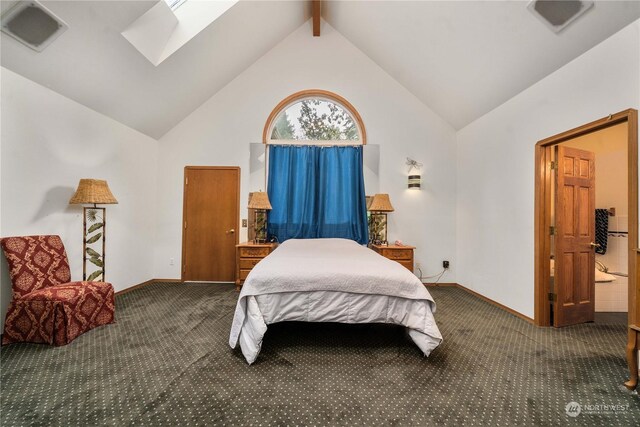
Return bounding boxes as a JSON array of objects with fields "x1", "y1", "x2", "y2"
[
  {"x1": 22, "y1": 281, "x2": 112, "y2": 303},
  {"x1": 0, "y1": 236, "x2": 71, "y2": 298},
  {"x1": 22, "y1": 281, "x2": 113, "y2": 326}
]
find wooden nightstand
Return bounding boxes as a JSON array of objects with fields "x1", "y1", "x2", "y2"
[
  {"x1": 235, "y1": 242, "x2": 276, "y2": 290},
  {"x1": 371, "y1": 244, "x2": 415, "y2": 272}
]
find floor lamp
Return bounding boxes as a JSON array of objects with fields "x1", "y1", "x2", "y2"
[{"x1": 69, "y1": 179, "x2": 118, "y2": 281}]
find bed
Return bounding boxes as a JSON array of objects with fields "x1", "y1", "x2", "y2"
[{"x1": 229, "y1": 238, "x2": 443, "y2": 364}]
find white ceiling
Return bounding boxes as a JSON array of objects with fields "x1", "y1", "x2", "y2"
[
  {"x1": 1, "y1": 1, "x2": 639, "y2": 138},
  {"x1": 0, "y1": 0, "x2": 310, "y2": 138},
  {"x1": 324, "y1": 0, "x2": 640, "y2": 130}
]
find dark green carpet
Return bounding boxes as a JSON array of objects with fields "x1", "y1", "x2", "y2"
[{"x1": 1, "y1": 282, "x2": 638, "y2": 426}]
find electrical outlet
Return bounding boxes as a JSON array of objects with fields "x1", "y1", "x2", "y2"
[
  {"x1": 415, "y1": 262, "x2": 421, "y2": 269},
  {"x1": 169, "y1": 258, "x2": 174, "y2": 266},
  {"x1": 242, "y1": 219, "x2": 248, "y2": 227},
  {"x1": 443, "y1": 260, "x2": 450, "y2": 269}
]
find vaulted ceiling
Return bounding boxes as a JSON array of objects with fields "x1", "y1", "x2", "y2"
[
  {"x1": 2, "y1": 1, "x2": 639, "y2": 138},
  {"x1": 1, "y1": 1, "x2": 310, "y2": 138}
]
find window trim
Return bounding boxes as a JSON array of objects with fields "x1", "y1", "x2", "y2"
[
  {"x1": 165, "y1": 0, "x2": 188, "y2": 11},
  {"x1": 263, "y1": 89, "x2": 367, "y2": 145}
]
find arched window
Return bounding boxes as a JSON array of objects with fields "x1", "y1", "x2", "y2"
[{"x1": 263, "y1": 90, "x2": 366, "y2": 144}]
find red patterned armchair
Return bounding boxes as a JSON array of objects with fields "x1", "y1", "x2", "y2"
[{"x1": 1, "y1": 235, "x2": 115, "y2": 346}]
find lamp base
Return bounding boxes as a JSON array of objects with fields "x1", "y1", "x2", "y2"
[
  {"x1": 82, "y1": 206, "x2": 106, "y2": 282},
  {"x1": 254, "y1": 209, "x2": 268, "y2": 244},
  {"x1": 368, "y1": 212, "x2": 388, "y2": 247}
]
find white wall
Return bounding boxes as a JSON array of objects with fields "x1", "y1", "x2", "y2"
[
  {"x1": 456, "y1": 20, "x2": 640, "y2": 318},
  {"x1": 154, "y1": 21, "x2": 458, "y2": 281},
  {"x1": 1, "y1": 67, "x2": 158, "y2": 328}
]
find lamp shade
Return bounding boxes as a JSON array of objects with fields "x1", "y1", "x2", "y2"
[
  {"x1": 368, "y1": 194, "x2": 394, "y2": 212},
  {"x1": 248, "y1": 192, "x2": 272, "y2": 210},
  {"x1": 69, "y1": 179, "x2": 118, "y2": 205},
  {"x1": 408, "y1": 174, "x2": 421, "y2": 189}
]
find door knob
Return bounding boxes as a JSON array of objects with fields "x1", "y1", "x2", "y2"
[
  {"x1": 226, "y1": 229, "x2": 235, "y2": 234},
  {"x1": 589, "y1": 242, "x2": 600, "y2": 248}
]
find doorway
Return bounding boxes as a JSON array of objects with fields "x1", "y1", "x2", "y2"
[
  {"x1": 182, "y1": 166, "x2": 240, "y2": 282},
  {"x1": 534, "y1": 109, "x2": 638, "y2": 327}
]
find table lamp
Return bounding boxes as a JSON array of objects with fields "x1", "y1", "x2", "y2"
[
  {"x1": 248, "y1": 192, "x2": 272, "y2": 243},
  {"x1": 368, "y1": 193, "x2": 394, "y2": 246}
]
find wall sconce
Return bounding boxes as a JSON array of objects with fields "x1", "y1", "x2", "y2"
[
  {"x1": 406, "y1": 158, "x2": 422, "y2": 190},
  {"x1": 408, "y1": 175, "x2": 421, "y2": 189}
]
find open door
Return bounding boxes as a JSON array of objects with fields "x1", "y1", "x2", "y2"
[{"x1": 553, "y1": 146, "x2": 596, "y2": 327}]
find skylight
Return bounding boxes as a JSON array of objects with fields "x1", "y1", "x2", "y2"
[
  {"x1": 123, "y1": 0, "x2": 238, "y2": 66},
  {"x1": 165, "y1": 0, "x2": 188, "y2": 12}
]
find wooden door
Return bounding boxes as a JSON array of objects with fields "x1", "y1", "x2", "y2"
[
  {"x1": 553, "y1": 146, "x2": 596, "y2": 327},
  {"x1": 182, "y1": 167, "x2": 239, "y2": 282}
]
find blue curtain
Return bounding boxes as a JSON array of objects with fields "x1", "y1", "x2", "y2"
[{"x1": 267, "y1": 145, "x2": 368, "y2": 245}]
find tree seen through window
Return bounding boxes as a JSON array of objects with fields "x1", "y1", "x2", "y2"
[{"x1": 270, "y1": 99, "x2": 359, "y2": 141}]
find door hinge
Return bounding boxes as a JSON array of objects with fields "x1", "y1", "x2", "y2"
[
  {"x1": 548, "y1": 292, "x2": 557, "y2": 302},
  {"x1": 185, "y1": 177, "x2": 188, "y2": 185},
  {"x1": 184, "y1": 221, "x2": 187, "y2": 229},
  {"x1": 183, "y1": 264, "x2": 186, "y2": 274},
  {"x1": 550, "y1": 161, "x2": 556, "y2": 170},
  {"x1": 549, "y1": 226, "x2": 555, "y2": 235}
]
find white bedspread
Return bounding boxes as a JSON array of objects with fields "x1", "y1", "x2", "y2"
[{"x1": 229, "y1": 238, "x2": 443, "y2": 364}]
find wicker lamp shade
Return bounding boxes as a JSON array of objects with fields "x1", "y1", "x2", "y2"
[
  {"x1": 248, "y1": 192, "x2": 272, "y2": 210},
  {"x1": 368, "y1": 194, "x2": 394, "y2": 212},
  {"x1": 69, "y1": 179, "x2": 118, "y2": 205}
]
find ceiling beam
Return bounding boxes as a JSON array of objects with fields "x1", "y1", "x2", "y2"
[{"x1": 312, "y1": 0, "x2": 321, "y2": 36}]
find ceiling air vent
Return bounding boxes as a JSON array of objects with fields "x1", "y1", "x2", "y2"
[
  {"x1": 1, "y1": 1, "x2": 67, "y2": 52},
  {"x1": 528, "y1": 0, "x2": 594, "y2": 33}
]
